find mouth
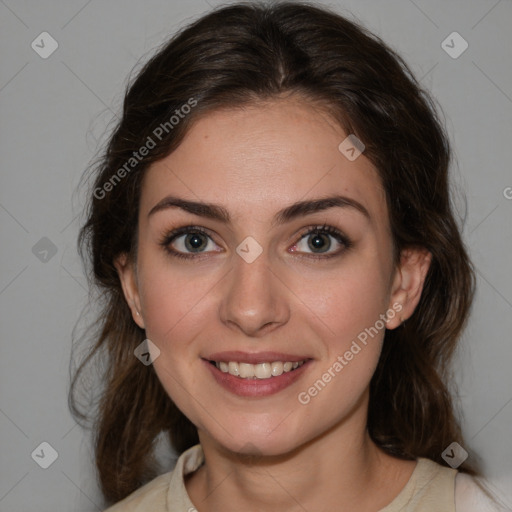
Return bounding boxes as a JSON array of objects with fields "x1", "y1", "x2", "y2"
[
  {"x1": 203, "y1": 353, "x2": 312, "y2": 397},
  {"x1": 208, "y1": 359, "x2": 307, "y2": 379}
]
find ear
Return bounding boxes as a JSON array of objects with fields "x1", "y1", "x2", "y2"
[
  {"x1": 386, "y1": 247, "x2": 432, "y2": 330},
  {"x1": 114, "y1": 252, "x2": 145, "y2": 329}
]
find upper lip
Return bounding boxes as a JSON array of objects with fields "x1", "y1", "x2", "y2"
[{"x1": 205, "y1": 351, "x2": 311, "y2": 364}]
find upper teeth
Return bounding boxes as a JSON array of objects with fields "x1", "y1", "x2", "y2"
[{"x1": 215, "y1": 360, "x2": 305, "y2": 379}]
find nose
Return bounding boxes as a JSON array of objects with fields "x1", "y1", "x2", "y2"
[{"x1": 219, "y1": 247, "x2": 290, "y2": 337}]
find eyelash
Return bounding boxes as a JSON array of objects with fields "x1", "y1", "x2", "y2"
[{"x1": 158, "y1": 223, "x2": 353, "y2": 261}]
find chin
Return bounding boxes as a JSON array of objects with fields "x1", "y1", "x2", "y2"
[{"x1": 203, "y1": 417, "x2": 310, "y2": 459}]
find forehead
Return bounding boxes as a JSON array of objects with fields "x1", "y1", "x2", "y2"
[{"x1": 140, "y1": 97, "x2": 387, "y2": 225}]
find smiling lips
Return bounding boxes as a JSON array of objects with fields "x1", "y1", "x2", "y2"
[
  {"x1": 214, "y1": 360, "x2": 306, "y2": 379},
  {"x1": 206, "y1": 351, "x2": 310, "y2": 379}
]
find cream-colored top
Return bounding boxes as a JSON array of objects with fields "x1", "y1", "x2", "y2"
[{"x1": 103, "y1": 444, "x2": 507, "y2": 511}]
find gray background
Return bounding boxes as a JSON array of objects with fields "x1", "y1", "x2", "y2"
[{"x1": 1, "y1": 0, "x2": 511, "y2": 510}]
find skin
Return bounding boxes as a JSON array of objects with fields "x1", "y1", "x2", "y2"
[{"x1": 115, "y1": 94, "x2": 432, "y2": 512}]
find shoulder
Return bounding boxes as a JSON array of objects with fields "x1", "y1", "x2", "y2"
[
  {"x1": 455, "y1": 473, "x2": 510, "y2": 512},
  {"x1": 101, "y1": 444, "x2": 204, "y2": 512},
  {"x1": 379, "y1": 457, "x2": 457, "y2": 511},
  {"x1": 381, "y1": 459, "x2": 510, "y2": 512},
  {"x1": 102, "y1": 470, "x2": 173, "y2": 512}
]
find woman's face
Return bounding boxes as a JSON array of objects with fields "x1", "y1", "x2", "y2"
[{"x1": 116, "y1": 96, "x2": 426, "y2": 456}]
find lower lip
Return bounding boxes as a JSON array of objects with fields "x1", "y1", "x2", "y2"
[{"x1": 203, "y1": 359, "x2": 311, "y2": 397}]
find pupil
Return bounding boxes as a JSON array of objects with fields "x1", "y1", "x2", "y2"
[
  {"x1": 186, "y1": 233, "x2": 205, "y2": 251},
  {"x1": 309, "y1": 233, "x2": 329, "y2": 253}
]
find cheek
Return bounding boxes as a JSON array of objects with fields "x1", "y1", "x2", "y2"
[
  {"x1": 137, "y1": 251, "x2": 215, "y2": 340},
  {"x1": 291, "y1": 254, "x2": 391, "y2": 347},
  {"x1": 294, "y1": 267, "x2": 388, "y2": 421},
  {"x1": 138, "y1": 264, "x2": 209, "y2": 418}
]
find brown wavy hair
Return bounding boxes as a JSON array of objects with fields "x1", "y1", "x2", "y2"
[{"x1": 70, "y1": 0, "x2": 482, "y2": 505}]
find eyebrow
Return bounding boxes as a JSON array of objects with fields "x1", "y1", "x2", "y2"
[{"x1": 148, "y1": 194, "x2": 371, "y2": 227}]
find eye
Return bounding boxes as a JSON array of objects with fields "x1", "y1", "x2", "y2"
[
  {"x1": 290, "y1": 224, "x2": 352, "y2": 258},
  {"x1": 159, "y1": 225, "x2": 221, "y2": 260},
  {"x1": 159, "y1": 223, "x2": 352, "y2": 260}
]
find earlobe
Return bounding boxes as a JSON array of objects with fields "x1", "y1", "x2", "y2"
[
  {"x1": 386, "y1": 247, "x2": 432, "y2": 330},
  {"x1": 114, "y1": 253, "x2": 145, "y2": 329}
]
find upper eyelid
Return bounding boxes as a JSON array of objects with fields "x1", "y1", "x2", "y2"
[{"x1": 164, "y1": 223, "x2": 345, "y2": 239}]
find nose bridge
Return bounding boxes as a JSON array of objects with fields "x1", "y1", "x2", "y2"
[{"x1": 219, "y1": 243, "x2": 289, "y2": 335}]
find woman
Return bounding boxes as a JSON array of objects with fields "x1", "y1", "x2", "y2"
[{"x1": 70, "y1": 1, "x2": 508, "y2": 510}]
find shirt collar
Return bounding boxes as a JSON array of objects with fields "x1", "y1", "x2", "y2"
[{"x1": 166, "y1": 444, "x2": 204, "y2": 511}]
